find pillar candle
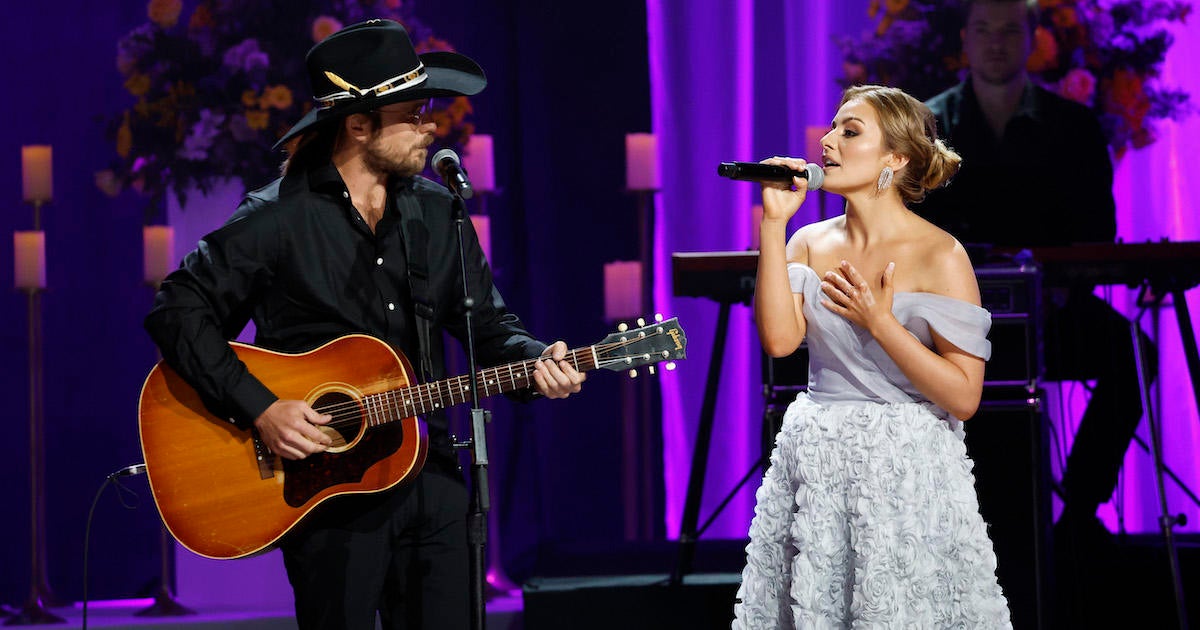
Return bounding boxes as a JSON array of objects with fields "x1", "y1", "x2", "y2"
[
  {"x1": 604, "y1": 260, "x2": 643, "y2": 321},
  {"x1": 470, "y1": 215, "x2": 492, "y2": 263},
  {"x1": 14, "y1": 231, "x2": 46, "y2": 289},
  {"x1": 625, "y1": 133, "x2": 660, "y2": 191},
  {"x1": 22, "y1": 145, "x2": 53, "y2": 204},
  {"x1": 463, "y1": 134, "x2": 495, "y2": 193},
  {"x1": 143, "y1": 225, "x2": 175, "y2": 284}
]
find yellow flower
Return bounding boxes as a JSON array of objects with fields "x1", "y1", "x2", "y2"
[
  {"x1": 124, "y1": 73, "x2": 151, "y2": 97},
  {"x1": 242, "y1": 89, "x2": 259, "y2": 108},
  {"x1": 147, "y1": 0, "x2": 183, "y2": 28},
  {"x1": 312, "y1": 16, "x2": 343, "y2": 43},
  {"x1": 246, "y1": 110, "x2": 270, "y2": 130},
  {"x1": 117, "y1": 113, "x2": 133, "y2": 158},
  {"x1": 262, "y1": 85, "x2": 294, "y2": 110}
]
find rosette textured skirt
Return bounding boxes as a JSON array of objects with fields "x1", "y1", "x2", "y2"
[{"x1": 733, "y1": 394, "x2": 1012, "y2": 629}]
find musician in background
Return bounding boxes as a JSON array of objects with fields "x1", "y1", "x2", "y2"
[
  {"x1": 145, "y1": 20, "x2": 584, "y2": 630},
  {"x1": 918, "y1": 0, "x2": 1156, "y2": 547}
]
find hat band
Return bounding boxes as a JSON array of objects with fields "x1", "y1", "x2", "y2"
[{"x1": 315, "y1": 64, "x2": 428, "y2": 109}]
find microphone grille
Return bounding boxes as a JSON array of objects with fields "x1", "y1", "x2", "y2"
[
  {"x1": 804, "y1": 162, "x2": 824, "y2": 191},
  {"x1": 432, "y1": 148, "x2": 459, "y2": 166}
]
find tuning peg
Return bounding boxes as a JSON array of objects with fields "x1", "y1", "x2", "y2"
[
  {"x1": 628, "y1": 369, "x2": 639, "y2": 379},
  {"x1": 636, "y1": 317, "x2": 647, "y2": 327},
  {"x1": 654, "y1": 313, "x2": 664, "y2": 322},
  {"x1": 617, "y1": 322, "x2": 629, "y2": 332},
  {"x1": 665, "y1": 361, "x2": 677, "y2": 371},
  {"x1": 648, "y1": 365, "x2": 656, "y2": 375}
]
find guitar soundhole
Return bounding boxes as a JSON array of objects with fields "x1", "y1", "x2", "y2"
[{"x1": 312, "y1": 391, "x2": 363, "y2": 451}]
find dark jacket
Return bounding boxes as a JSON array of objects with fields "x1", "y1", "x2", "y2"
[{"x1": 917, "y1": 79, "x2": 1116, "y2": 248}]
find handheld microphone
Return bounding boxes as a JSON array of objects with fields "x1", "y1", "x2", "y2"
[
  {"x1": 718, "y1": 161, "x2": 824, "y2": 191},
  {"x1": 432, "y1": 148, "x2": 474, "y2": 199}
]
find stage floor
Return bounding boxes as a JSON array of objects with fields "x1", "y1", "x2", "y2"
[{"x1": 3, "y1": 595, "x2": 523, "y2": 629}]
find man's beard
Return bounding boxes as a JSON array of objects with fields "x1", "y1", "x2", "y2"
[{"x1": 364, "y1": 132, "x2": 427, "y2": 178}]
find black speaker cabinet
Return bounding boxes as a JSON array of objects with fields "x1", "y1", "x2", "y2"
[
  {"x1": 965, "y1": 395, "x2": 1054, "y2": 630},
  {"x1": 977, "y1": 265, "x2": 1044, "y2": 390}
]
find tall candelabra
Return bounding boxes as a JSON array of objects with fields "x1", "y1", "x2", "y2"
[
  {"x1": 9, "y1": 143, "x2": 64, "y2": 626},
  {"x1": 133, "y1": 225, "x2": 195, "y2": 618}
]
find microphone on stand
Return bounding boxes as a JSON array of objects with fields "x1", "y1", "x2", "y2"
[
  {"x1": 433, "y1": 148, "x2": 475, "y2": 199},
  {"x1": 718, "y1": 161, "x2": 825, "y2": 191}
]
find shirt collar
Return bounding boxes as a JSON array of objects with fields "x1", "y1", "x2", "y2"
[{"x1": 964, "y1": 76, "x2": 1043, "y2": 124}]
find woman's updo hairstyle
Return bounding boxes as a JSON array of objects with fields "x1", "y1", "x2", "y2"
[{"x1": 838, "y1": 85, "x2": 962, "y2": 204}]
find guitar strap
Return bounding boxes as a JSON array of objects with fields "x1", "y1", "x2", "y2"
[{"x1": 397, "y1": 193, "x2": 437, "y2": 384}]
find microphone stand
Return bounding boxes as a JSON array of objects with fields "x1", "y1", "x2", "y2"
[{"x1": 449, "y1": 190, "x2": 492, "y2": 630}]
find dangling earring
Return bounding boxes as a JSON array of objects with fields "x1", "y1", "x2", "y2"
[{"x1": 876, "y1": 166, "x2": 894, "y2": 193}]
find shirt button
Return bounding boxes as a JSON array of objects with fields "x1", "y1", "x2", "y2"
[
  {"x1": 342, "y1": 190, "x2": 349, "y2": 198},
  {"x1": 387, "y1": 302, "x2": 396, "y2": 311},
  {"x1": 376, "y1": 257, "x2": 384, "y2": 266}
]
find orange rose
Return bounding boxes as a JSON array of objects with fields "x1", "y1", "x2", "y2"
[
  {"x1": 147, "y1": 0, "x2": 182, "y2": 28},
  {"x1": 188, "y1": 4, "x2": 213, "y2": 30},
  {"x1": 311, "y1": 16, "x2": 343, "y2": 43},
  {"x1": 416, "y1": 36, "x2": 454, "y2": 54},
  {"x1": 883, "y1": 0, "x2": 909, "y2": 15},
  {"x1": 1051, "y1": 6, "x2": 1078, "y2": 29},
  {"x1": 1026, "y1": 27, "x2": 1059, "y2": 72},
  {"x1": 1105, "y1": 69, "x2": 1150, "y2": 128}
]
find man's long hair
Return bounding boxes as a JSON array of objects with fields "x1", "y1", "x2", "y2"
[{"x1": 281, "y1": 111, "x2": 387, "y2": 177}]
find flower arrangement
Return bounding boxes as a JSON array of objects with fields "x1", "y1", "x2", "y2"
[
  {"x1": 837, "y1": 0, "x2": 1192, "y2": 157},
  {"x1": 99, "y1": 0, "x2": 476, "y2": 214}
]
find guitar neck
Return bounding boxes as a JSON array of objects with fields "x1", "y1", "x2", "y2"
[{"x1": 363, "y1": 347, "x2": 597, "y2": 422}]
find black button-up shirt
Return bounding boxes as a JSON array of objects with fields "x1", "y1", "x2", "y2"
[
  {"x1": 917, "y1": 79, "x2": 1116, "y2": 248},
  {"x1": 145, "y1": 163, "x2": 545, "y2": 469}
]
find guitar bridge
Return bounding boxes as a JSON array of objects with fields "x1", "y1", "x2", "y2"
[{"x1": 252, "y1": 431, "x2": 276, "y2": 480}]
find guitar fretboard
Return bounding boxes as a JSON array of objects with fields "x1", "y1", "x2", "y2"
[{"x1": 361, "y1": 347, "x2": 598, "y2": 425}]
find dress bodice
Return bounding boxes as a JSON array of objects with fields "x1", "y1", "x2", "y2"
[{"x1": 787, "y1": 263, "x2": 992, "y2": 409}]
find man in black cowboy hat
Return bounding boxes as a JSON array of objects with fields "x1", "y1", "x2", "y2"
[{"x1": 145, "y1": 19, "x2": 585, "y2": 629}]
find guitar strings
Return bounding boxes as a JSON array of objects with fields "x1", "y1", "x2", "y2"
[
  {"x1": 315, "y1": 335, "x2": 656, "y2": 429},
  {"x1": 308, "y1": 332, "x2": 672, "y2": 431}
]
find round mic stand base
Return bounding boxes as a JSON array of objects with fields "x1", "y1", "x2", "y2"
[
  {"x1": 3, "y1": 598, "x2": 64, "y2": 626},
  {"x1": 134, "y1": 528, "x2": 195, "y2": 617}
]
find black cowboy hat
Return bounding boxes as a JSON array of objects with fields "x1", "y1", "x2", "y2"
[{"x1": 273, "y1": 19, "x2": 486, "y2": 149}]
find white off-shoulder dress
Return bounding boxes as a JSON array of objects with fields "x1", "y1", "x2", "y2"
[{"x1": 733, "y1": 263, "x2": 1012, "y2": 629}]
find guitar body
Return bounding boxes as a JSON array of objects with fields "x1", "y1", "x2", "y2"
[{"x1": 138, "y1": 334, "x2": 427, "y2": 559}]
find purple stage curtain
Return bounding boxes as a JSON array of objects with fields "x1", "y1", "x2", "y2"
[
  {"x1": 647, "y1": 0, "x2": 872, "y2": 538},
  {"x1": 648, "y1": 0, "x2": 1199, "y2": 539},
  {"x1": 1092, "y1": 11, "x2": 1200, "y2": 534}
]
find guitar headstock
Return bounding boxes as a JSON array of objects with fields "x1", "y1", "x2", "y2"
[{"x1": 595, "y1": 316, "x2": 687, "y2": 374}]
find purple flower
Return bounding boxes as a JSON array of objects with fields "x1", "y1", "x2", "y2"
[
  {"x1": 177, "y1": 109, "x2": 226, "y2": 160},
  {"x1": 222, "y1": 39, "x2": 269, "y2": 74}
]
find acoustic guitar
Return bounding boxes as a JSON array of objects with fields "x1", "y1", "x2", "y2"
[{"x1": 138, "y1": 318, "x2": 687, "y2": 559}]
